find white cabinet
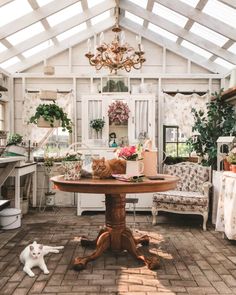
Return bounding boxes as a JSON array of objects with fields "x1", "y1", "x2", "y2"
[{"x1": 81, "y1": 94, "x2": 156, "y2": 148}]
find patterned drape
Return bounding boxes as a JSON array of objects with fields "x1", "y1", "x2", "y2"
[
  {"x1": 22, "y1": 92, "x2": 73, "y2": 147},
  {"x1": 163, "y1": 92, "x2": 208, "y2": 138}
]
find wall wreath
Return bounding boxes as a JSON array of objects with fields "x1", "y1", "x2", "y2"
[{"x1": 108, "y1": 100, "x2": 130, "y2": 124}]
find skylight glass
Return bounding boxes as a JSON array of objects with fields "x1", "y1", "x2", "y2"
[
  {"x1": 228, "y1": 43, "x2": 236, "y2": 55},
  {"x1": 182, "y1": 40, "x2": 212, "y2": 59},
  {"x1": 190, "y1": 23, "x2": 228, "y2": 47},
  {"x1": 87, "y1": 0, "x2": 105, "y2": 8},
  {"x1": 125, "y1": 11, "x2": 144, "y2": 26},
  {"x1": 128, "y1": 0, "x2": 148, "y2": 9},
  {"x1": 178, "y1": 0, "x2": 199, "y2": 7},
  {"x1": 36, "y1": 0, "x2": 54, "y2": 6},
  {"x1": 152, "y1": 3, "x2": 188, "y2": 28},
  {"x1": 203, "y1": 0, "x2": 236, "y2": 28},
  {"x1": 57, "y1": 23, "x2": 87, "y2": 42},
  {"x1": 47, "y1": 2, "x2": 83, "y2": 27},
  {"x1": 148, "y1": 23, "x2": 178, "y2": 42},
  {"x1": 0, "y1": 43, "x2": 7, "y2": 54},
  {"x1": 214, "y1": 57, "x2": 235, "y2": 69},
  {"x1": 91, "y1": 11, "x2": 110, "y2": 26},
  {"x1": 22, "y1": 40, "x2": 53, "y2": 58},
  {"x1": 0, "y1": 57, "x2": 20, "y2": 69},
  {"x1": 6, "y1": 22, "x2": 45, "y2": 46},
  {"x1": 0, "y1": 0, "x2": 32, "y2": 27}
]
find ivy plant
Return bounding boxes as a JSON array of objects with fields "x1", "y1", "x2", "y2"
[
  {"x1": 186, "y1": 89, "x2": 236, "y2": 169},
  {"x1": 29, "y1": 103, "x2": 73, "y2": 133}
]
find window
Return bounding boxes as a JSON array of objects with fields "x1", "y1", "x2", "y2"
[
  {"x1": 163, "y1": 125, "x2": 189, "y2": 158},
  {"x1": 44, "y1": 128, "x2": 70, "y2": 156}
]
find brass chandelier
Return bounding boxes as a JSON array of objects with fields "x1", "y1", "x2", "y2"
[{"x1": 85, "y1": 0, "x2": 146, "y2": 74}]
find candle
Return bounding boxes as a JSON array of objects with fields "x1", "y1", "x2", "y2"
[
  {"x1": 136, "y1": 34, "x2": 141, "y2": 45},
  {"x1": 121, "y1": 31, "x2": 125, "y2": 46},
  {"x1": 100, "y1": 32, "x2": 104, "y2": 45},
  {"x1": 87, "y1": 38, "x2": 91, "y2": 52}
]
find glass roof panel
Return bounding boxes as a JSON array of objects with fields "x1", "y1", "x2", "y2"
[
  {"x1": 91, "y1": 11, "x2": 110, "y2": 25},
  {"x1": 178, "y1": 0, "x2": 199, "y2": 7},
  {"x1": 152, "y1": 3, "x2": 188, "y2": 28},
  {"x1": 87, "y1": 0, "x2": 105, "y2": 8},
  {"x1": 47, "y1": 2, "x2": 83, "y2": 27},
  {"x1": 36, "y1": 0, "x2": 54, "y2": 6},
  {"x1": 128, "y1": 0, "x2": 148, "y2": 9},
  {"x1": 22, "y1": 40, "x2": 53, "y2": 58},
  {"x1": 228, "y1": 43, "x2": 236, "y2": 55},
  {"x1": 0, "y1": 0, "x2": 32, "y2": 27},
  {"x1": 125, "y1": 11, "x2": 144, "y2": 26},
  {"x1": 148, "y1": 23, "x2": 178, "y2": 42},
  {"x1": 57, "y1": 23, "x2": 87, "y2": 42},
  {"x1": 0, "y1": 43, "x2": 7, "y2": 54},
  {"x1": 0, "y1": 57, "x2": 20, "y2": 69},
  {"x1": 181, "y1": 40, "x2": 212, "y2": 59},
  {"x1": 214, "y1": 57, "x2": 235, "y2": 69},
  {"x1": 203, "y1": 0, "x2": 236, "y2": 29},
  {"x1": 190, "y1": 23, "x2": 229, "y2": 47},
  {"x1": 6, "y1": 22, "x2": 45, "y2": 46}
]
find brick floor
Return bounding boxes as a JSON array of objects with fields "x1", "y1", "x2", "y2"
[{"x1": 1, "y1": 208, "x2": 236, "y2": 294}]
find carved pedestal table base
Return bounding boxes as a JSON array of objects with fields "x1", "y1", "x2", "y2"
[{"x1": 74, "y1": 193, "x2": 159, "y2": 271}]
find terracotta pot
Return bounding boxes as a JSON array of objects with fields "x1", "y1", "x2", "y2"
[
  {"x1": 231, "y1": 164, "x2": 236, "y2": 173},
  {"x1": 223, "y1": 159, "x2": 231, "y2": 171}
]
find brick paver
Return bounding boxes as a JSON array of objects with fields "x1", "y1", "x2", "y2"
[{"x1": 0, "y1": 208, "x2": 236, "y2": 294}]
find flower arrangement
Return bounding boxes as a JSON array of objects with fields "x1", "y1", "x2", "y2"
[
  {"x1": 108, "y1": 100, "x2": 130, "y2": 124},
  {"x1": 62, "y1": 151, "x2": 82, "y2": 162},
  {"x1": 118, "y1": 146, "x2": 139, "y2": 161}
]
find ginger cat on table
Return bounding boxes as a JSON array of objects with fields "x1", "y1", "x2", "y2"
[{"x1": 92, "y1": 157, "x2": 126, "y2": 179}]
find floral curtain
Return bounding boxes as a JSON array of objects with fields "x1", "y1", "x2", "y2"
[
  {"x1": 163, "y1": 92, "x2": 208, "y2": 138},
  {"x1": 22, "y1": 92, "x2": 73, "y2": 147}
]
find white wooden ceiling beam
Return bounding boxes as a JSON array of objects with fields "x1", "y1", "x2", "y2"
[
  {"x1": 155, "y1": 0, "x2": 236, "y2": 41},
  {"x1": 81, "y1": 0, "x2": 92, "y2": 28},
  {"x1": 120, "y1": 18, "x2": 226, "y2": 74},
  {"x1": 0, "y1": 0, "x2": 13, "y2": 7},
  {"x1": 0, "y1": 0, "x2": 79, "y2": 40},
  {"x1": 0, "y1": 0, "x2": 116, "y2": 64},
  {"x1": 143, "y1": 0, "x2": 154, "y2": 28},
  {"x1": 120, "y1": 0, "x2": 236, "y2": 64},
  {"x1": 8, "y1": 17, "x2": 116, "y2": 73},
  {"x1": 27, "y1": 0, "x2": 58, "y2": 46},
  {"x1": 218, "y1": 0, "x2": 236, "y2": 9}
]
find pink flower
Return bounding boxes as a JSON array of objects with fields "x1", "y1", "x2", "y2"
[
  {"x1": 108, "y1": 100, "x2": 130, "y2": 123},
  {"x1": 118, "y1": 146, "x2": 138, "y2": 161}
]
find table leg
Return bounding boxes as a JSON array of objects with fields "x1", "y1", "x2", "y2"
[{"x1": 73, "y1": 193, "x2": 159, "y2": 270}]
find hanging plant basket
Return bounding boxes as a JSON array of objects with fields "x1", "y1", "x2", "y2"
[{"x1": 37, "y1": 117, "x2": 61, "y2": 128}]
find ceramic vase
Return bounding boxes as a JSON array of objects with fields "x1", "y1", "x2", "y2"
[
  {"x1": 62, "y1": 160, "x2": 83, "y2": 180},
  {"x1": 126, "y1": 160, "x2": 144, "y2": 176}
]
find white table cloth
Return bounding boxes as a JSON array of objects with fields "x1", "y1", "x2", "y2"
[{"x1": 216, "y1": 172, "x2": 236, "y2": 239}]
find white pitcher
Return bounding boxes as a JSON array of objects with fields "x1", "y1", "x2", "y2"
[{"x1": 126, "y1": 160, "x2": 144, "y2": 176}]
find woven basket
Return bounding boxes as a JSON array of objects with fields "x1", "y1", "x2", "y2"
[{"x1": 37, "y1": 117, "x2": 60, "y2": 128}]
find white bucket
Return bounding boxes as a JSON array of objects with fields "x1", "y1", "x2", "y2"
[{"x1": 0, "y1": 208, "x2": 21, "y2": 230}]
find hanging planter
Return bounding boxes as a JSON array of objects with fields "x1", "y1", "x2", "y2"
[
  {"x1": 29, "y1": 103, "x2": 73, "y2": 133},
  {"x1": 108, "y1": 100, "x2": 130, "y2": 125}
]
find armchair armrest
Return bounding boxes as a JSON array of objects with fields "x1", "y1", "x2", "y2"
[{"x1": 202, "y1": 181, "x2": 212, "y2": 197}]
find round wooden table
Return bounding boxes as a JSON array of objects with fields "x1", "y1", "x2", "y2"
[{"x1": 51, "y1": 175, "x2": 178, "y2": 270}]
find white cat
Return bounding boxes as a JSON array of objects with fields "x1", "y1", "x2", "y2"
[{"x1": 20, "y1": 241, "x2": 64, "y2": 277}]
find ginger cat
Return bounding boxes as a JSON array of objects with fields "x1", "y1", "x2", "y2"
[{"x1": 92, "y1": 157, "x2": 126, "y2": 179}]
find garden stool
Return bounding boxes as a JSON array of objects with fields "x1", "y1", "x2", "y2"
[{"x1": 126, "y1": 198, "x2": 138, "y2": 230}]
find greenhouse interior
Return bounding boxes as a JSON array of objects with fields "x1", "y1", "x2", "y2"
[{"x1": 0, "y1": 0, "x2": 236, "y2": 294}]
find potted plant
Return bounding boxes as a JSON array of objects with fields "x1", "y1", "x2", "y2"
[
  {"x1": 186, "y1": 89, "x2": 236, "y2": 170},
  {"x1": 90, "y1": 118, "x2": 105, "y2": 138},
  {"x1": 61, "y1": 151, "x2": 83, "y2": 180},
  {"x1": 29, "y1": 103, "x2": 73, "y2": 133},
  {"x1": 227, "y1": 151, "x2": 236, "y2": 172},
  {"x1": 5, "y1": 133, "x2": 25, "y2": 155}
]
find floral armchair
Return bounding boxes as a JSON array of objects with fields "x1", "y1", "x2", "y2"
[{"x1": 152, "y1": 162, "x2": 212, "y2": 231}]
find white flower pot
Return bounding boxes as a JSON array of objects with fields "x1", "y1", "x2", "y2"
[
  {"x1": 5, "y1": 145, "x2": 25, "y2": 155},
  {"x1": 126, "y1": 160, "x2": 144, "y2": 176}
]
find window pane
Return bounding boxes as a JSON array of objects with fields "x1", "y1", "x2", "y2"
[
  {"x1": 165, "y1": 127, "x2": 178, "y2": 142},
  {"x1": 148, "y1": 23, "x2": 178, "y2": 42},
  {"x1": 178, "y1": 143, "x2": 189, "y2": 157},
  {"x1": 166, "y1": 143, "x2": 178, "y2": 157},
  {"x1": 45, "y1": 128, "x2": 69, "y2": 156}
]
